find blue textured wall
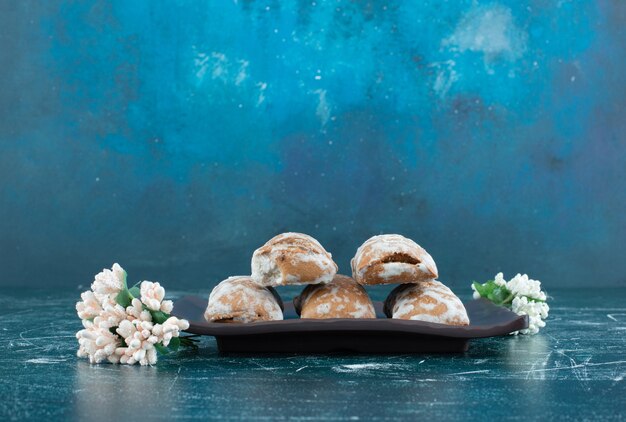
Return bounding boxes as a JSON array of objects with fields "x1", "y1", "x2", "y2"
[{"x1": 1, "y1": 1, "x2": 625, "y2": 289}]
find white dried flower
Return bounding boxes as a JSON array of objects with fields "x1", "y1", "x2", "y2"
[
  {"x1": 91, "y1": 263, "x2": 126, "y2": 297},
  {"x1": 77, "y1": 264, "x2": 190, "y2": 366},
  {"x1": 507, "y1": 273, "x2": 546, "y2": 301},
  {"x1": 473, "y1": 272, "x2": 549, "y2": 335},
  {"x1": 117, "y1": 316, "x2": 185, "y2": 366},
  {"x1": 76, "y1": 291, "x2": 102, "y2": 320},
  {"x1": 160, "y1": 300, "x2": 174, "y2": 314},
  {"x1": 97, "y1": 300, "x2": 128, "y2": 329},
  {"x1": 140, "y1": 281, "x2": 166, "y2": 311},
  {"x1": 494, "y1": 272, "x2": 507, "y2": 287},
  {"x1": 511, "y1": 296, "x2": 550, "y2": 335},
  {"x1": 115, "y1": 319, "x2": 160, "y2": 365},
  {"x1": 126, "y1": 298, "x2": 152, "y2": 322},
  {"x1": 116, "y1": 345, "x2": 158, "y2": 366},
  {"x1": 153, "y1": 316, "x2": 189, "y2": 346},
  {"x1": 115, "y1": 319, "x2": 135, "y2": 339},
  {"x1": 76, "y1": 320, "x2": 121, "y2": 364}
]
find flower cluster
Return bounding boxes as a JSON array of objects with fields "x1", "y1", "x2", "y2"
[
  {"x1": 76, "y1": 263, "x2": 191, "y2": 365},
  {"x1": 511, "y1": 296, "x2": 549, "y2": 335},
  {"x1": 472, "y1": 272, "x2": 549, "y2": 335}
]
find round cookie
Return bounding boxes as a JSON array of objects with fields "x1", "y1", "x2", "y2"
[
  {"x1": 383, "y1": 280, "x2": 469, "y2": 325},
  {"x1": 351, "y1": 234, "x2": 438, "y2": 285},
  {"x1": 251, "y1": 232, "x2": 338, "y2": 286},
  {"x1": 294, "y1": 275, "x2": 376, "y2": 319},
  {"x1": 204, "y1": 276, "x2": 284, "y2": 323}
]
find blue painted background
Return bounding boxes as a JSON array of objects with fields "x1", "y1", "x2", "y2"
[{"x1": 1, "y1": 1, "x2": 625, "y2": 289}]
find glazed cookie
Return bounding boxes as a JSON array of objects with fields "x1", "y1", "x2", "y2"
[
  {"x1": 251, "y1": 232, "x2": 338, "y2": 286},
  {"x1": 294, "y1": 275, "x2": 376, "y2": 319},
  {"x1": 351, "y1": 234, "x2": 438, "y2": 285},
  {"x1": 204, "y1": 276, "x2": 284, "y2": 323},
  {"x1": 383, "y1": 280, "x2": 469, "y2": 326}
]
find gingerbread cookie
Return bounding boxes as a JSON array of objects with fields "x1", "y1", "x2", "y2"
[
  {"x1": 351, "y1": 234, "x2": 438, "y2": 285},
  {"x1": 383, "y1": 280, "x2": 469, "y2": 325},
  {"x1": 294, "y1": 275, "x2": 376, "y2": 319},
  {"x1": 251, "y1": 232, "x2": 338, "y2": 286},
  {"x1": 204, "y1": 276, "x2": 283, "y2": 323}
]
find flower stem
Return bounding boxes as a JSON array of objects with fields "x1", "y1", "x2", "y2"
[{"x1": 502, "y1": 292, "x2": 515, "y2": 305}]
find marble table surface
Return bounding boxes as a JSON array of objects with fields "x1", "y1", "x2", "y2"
[{"x1": 1, "y1": 287, "x2": 625, "y2": 421}]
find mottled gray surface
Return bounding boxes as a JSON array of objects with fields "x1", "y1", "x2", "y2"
[{"x1": 1, "y1": 288, "x2": 625, "y2": 421}]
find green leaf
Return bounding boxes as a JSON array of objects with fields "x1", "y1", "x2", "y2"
[
  {"x1": 150, "y1": 310, "x2": 169, "y2": 324},
  {"x1": 168, "y1": 337, "x2": 181, "y2": 351},
  {"x1": 154, "y1": 343, "x2": 170, "y2": 355},
  {"x1": 109, "y1": 326, "x2": 119, "y2": 336},
  {"x1": 472, "y1": 280, "x2": 496, "y2": 298},
  {"x1": 488, "y1": 285, "x2": 510, "y2": 304},
  {"x1": 180, "y1": 336, "x2": 200, "y2": 350},
  {"x1": 113, "y1": 269, "x2": 135, "y2": 307},
  {"x1": 473, "y1": 280, "x2": 515, "y2": 306},
  {"x1": 115, "y1": 288, "x2": 133, "y2": 308},
  {"x1": 472, "y1": 281, "x2": 487, "y2": 297},
  {"x1": 128, "y1": 286, "x2": 140, "y2": 299}
]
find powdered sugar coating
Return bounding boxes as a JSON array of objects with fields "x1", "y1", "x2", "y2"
[
  {"x1": 294, "y1": 275, "x2": 376, "y2": 319},
  {"x1": 385, "y1": 280, "x2": 469, "y2": 325},
  {"x1": 351, "y1": 234, "x2": 438, "y2": 285},
  {"x1": 251, "y1": 232, "x2": 337, "y2": 286},
  {"x1": 204, "y1": 276, "x2": 283, "y2": 323}
]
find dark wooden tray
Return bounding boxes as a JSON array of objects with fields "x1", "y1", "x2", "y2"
[{"x1": 172, "y1": 296, "x2": 528, "y2": 354}]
